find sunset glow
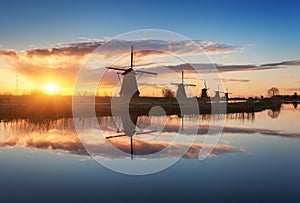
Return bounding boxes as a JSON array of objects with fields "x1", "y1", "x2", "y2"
[
  {"x1": 43, "y1": 82, "x2": 58, "y2": 94},
  {"x1": 0, "y1": 1, "x2": 298, "y2": 98}
]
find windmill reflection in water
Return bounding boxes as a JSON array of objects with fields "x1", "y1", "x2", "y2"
[{"x1": 105, "y1": 113, "x2": 156, "y2": 160}]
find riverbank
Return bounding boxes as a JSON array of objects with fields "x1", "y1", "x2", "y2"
[{"x1": 0, "y1": 95, "x2": 282, "y2": 121}]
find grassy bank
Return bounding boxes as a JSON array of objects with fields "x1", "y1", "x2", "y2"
[{"x1": 0, "y1": 95, "x2": 281, "y2": 121}]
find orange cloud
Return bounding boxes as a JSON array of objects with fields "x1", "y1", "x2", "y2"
[
  {"x1": 0, "y1": 39, "x2": 237, "y2": 93},
  {"x1": 1, "y1": 38, "x2": 299, "y2": 95}
]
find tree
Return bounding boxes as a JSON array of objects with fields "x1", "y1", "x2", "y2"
[
  {"x1": 293, "y1": 92, "x2": 298, "y2": 100},
  {"x1": 162, "y1": 88, "x2": 175, "y2": 98},
  {"x1": 268, "y1": 87, "x2": 280, "y2": 97}
]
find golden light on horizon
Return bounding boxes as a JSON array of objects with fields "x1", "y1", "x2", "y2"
[{"x1": 43, "y1": 82, "x2": 58, "y2": 94}]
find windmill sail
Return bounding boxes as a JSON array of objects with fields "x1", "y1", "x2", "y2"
[{"x1": 107, "y1": 46, "x2": 156, "y2": 98}]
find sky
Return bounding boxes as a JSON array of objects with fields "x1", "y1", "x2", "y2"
[{"x1": 0, "y1": 0, "x2": 299, "y2": 97}]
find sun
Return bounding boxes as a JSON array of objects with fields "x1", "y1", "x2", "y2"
[{"x1": 43, "y1": 82, "x2": 58, "y2": 94}]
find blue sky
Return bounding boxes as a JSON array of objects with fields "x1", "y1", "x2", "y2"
[
  {"x1": 0, "y1": 0, "x2": 299, "y2": 96},
  {"x1": 1, "y1": 0, "x2": 299, "y2": 62}
]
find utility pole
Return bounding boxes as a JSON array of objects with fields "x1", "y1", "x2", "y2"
[{"x1": 16, "y1": 74, "x2": 19, "y2": 95}]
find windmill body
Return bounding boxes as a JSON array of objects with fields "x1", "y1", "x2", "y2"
[
  {"x1": 176, "y1": 84, "x2": 187, "y2": 99},
  {"x1": 214, "y1": 91, "x2": 221, "y2": 100},
  {"x1": 200, "y1": 88, "x2": 209, "y2": 99},
  {"x1": 224, "y1": 88, "x2": 232, "y2": 101},
  {"x1": 200, "y1": 81, "x2": 210, "y2": 102},
  {"x1": 171, "y1": 71, "x2": 196, "y2": 100},
  {"x1": 212, "y1": 84, "x2": 223, "y2": 103},
  {"x1": 119, "y1": 69, "x2": 140, "y2": 98}
]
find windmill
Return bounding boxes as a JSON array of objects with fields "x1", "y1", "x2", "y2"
[
  {"x1": 224, "y1": 88, "x2": 232, "y2": 101},
  {"x1": 106, "y1": 113, "x2": 156, "y2": 159},
  {"x1": 171, "y1": 71, "x2": 196, "y2": 100},
  {"x1": 212, "y1": 85, "x2": 232, "y2": 102},
  {"x1": 200, "y1": 80, "x2": 210, "y2": 100},
  {"x1": 212, "y1": 84, "x2": 227, "y2": 102},
  {"x1": 107, "y1": 46, "x2": 157, "y2": 98}
]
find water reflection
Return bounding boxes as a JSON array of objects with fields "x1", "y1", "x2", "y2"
[
  {"x1": 292, "y1": 101, "x2": 298, "y2": 109},
  {"x1": 1, "y1": 106, "x2": 299, "y2": 159},
  {"x1": 105, "y1": 113, "x2": 156, "y2": 159},
  {"x1": 0, "y1": 115, "x2": 243, "y2": 159},
  {"x1": 267, "y1": 109, "x2": 280, "y2": 119}
]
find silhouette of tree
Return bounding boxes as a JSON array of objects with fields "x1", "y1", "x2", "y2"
[
  {"x1": 162, "y1": 88, "x2": 175, "y2": 98},
  {"x1": 268, "y1": 87, "x2": 280, "y2": 97},
  {"x1": 293, "y1": 92, "x2": 298, "y2": 100},
  {"x1": 267, "y1": 110, "x2": 280, "y2": 119}
]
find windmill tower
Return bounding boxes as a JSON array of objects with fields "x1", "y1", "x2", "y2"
[
  {"x1": 224, "y1": 88, "x2": 232, "y2": 101},
  {"x1": 107, "y1": 46, "x2": 157, "y2": 98},
  {"x1": 171, "y1": 71, "x2": 196, "y2": 100},
  {"x1": 212, "y1": 85, "x2": 230, "y2": 102},
  {"x1": 212, "y1": 84, "x2": 222, "y2": 102},
  {"x1": 200, "y1": 81, "x2": 209, "y2": 99}
]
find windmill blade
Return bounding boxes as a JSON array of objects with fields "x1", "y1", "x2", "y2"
[
  {"x1": 106, "y1": 67, "x2": 128, "y2": 71},
  {"x1": 135, "y1": 70, "x2": 157, "y2": 75},
  {"x1": 170, "y1": 83, "x2": 180, "y2": 85},
  {"x1": 136, "y1": 130, "x2": 157, "y2": 135},
  {"x1": 152, "y1": 85, "x2": 168, "y2": 89},
  {"x1": 184, "y1": 83, "x2": 196, "y2": 87},
  {"x1": 106, "y1": 134, "x2": 127, "y2": 139}
]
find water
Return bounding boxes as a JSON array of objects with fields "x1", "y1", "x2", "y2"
[{"x1": 0, "y1": 104, "x2": 299, "y2": 202}]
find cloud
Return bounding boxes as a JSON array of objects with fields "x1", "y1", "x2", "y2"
[
  {"x1": 1, "y1": 37, "x2": 299, "y2": 93},
  {"x1": 17, "y1": 39, "x2": 236, "y2": 59},
  {"x1": 0, "y1": 49, "x2": 17, "y2": 58},
  {"x1": 261, "y1": 60, "x2": 300, "y2": 67},
  {"x1": 25, "y1": 41, "x2": 102, "y2": 58},
  {"x1": 151, "y1": 59, "x2": 300, "y2": 74},
  {"x1": 217, "y1": 78, "x2": 250, "y2": 83},
  {"x1": 0, "y1": 39, "x2": 236, "y2": 90},
  {"x1": 281, "y1": 87, "x2": 300, "y2": 92}
]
